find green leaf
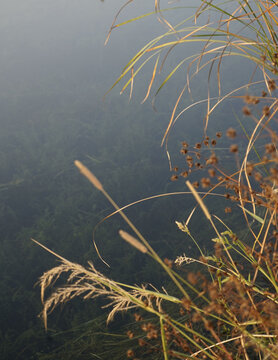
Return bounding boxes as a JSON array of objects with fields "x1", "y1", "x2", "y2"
[{"x1": 238, "y1": 205, "x2": 264, "y2": 224}]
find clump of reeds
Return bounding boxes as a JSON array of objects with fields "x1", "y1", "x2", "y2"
[
  {"x1": 34, "y1": 2, "x2": 278, "y2": 359},
  {"x1": 35, "y1": 148, "x2": 278, "y2": 359}
]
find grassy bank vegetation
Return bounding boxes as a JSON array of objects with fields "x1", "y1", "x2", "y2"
[{"x1": 35, "y1": 1, "x2": 278, "y2": 358}]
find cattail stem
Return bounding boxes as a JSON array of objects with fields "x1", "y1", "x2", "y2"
[{"x1": 74, "y1": 161, "x2": 190, "y2": 299}]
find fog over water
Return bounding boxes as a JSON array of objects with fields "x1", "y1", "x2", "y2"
[
  {"x1": 0, "y1": 1, "x2": 256, "y2": 359},
  {"x1": 0, "y1": 0, "x2": 166, "y2": 97}
]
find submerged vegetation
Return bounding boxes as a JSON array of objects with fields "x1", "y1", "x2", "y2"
[{"x1": 34, "y1": 1, "x2": 278, "y2": 359}]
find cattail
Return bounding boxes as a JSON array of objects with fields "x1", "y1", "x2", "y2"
[
  {"x1": 119, "y1": 230, "x2": 148, "y2": 254},
  {"x1": 74, "y1": 160, "x2": 103, "y2": 191}
]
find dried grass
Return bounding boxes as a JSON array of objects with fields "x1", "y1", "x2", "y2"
[{"x1": 34, "y1": 2, "x2": 278, "y2": 359}]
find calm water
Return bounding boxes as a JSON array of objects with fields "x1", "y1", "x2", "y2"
[{"x1": 0, "y1": 1, "x2": 255, "y2": 359}]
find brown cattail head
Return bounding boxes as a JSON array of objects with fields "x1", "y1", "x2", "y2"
[
  {"x1": 119, "y1": 230, "x2": 148, "y2": 254},
  {"x1": 74, "y1": 160, "x2": 103, "y2": 191}
]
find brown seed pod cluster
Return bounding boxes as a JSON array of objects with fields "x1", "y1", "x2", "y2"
[
  {"x1": 244, "y1": 94, "x2": 260, "y2": 105},
  {"x1": 268, "y1": 79, "x2": 276, "y2": 92},
  {"x1": 171, "y1": 234, "x2": 278, "y2": 358},
  {"x1": 164, "y1": 91, "x2": 278, "y2": 357},
  {"x1": 226, "y1": 127, "x2": 237, "y2": 139}
]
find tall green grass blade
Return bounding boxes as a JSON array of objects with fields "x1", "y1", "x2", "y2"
[
  {"x1": 233, "y1": 109, "x2": 269, "y2": 176},
  {"x1": 238, "y1": 205, "x2": 264, "y2": 224},
  {"x1": 120, "y1": 51, "x2": 159, "y2": 94},
  {"x1": 114, "y1": 7, "x2": 195, "y2": 28},
  {"x1": 160, "y1": 316, "x2": 168, "y2": 360},
  {"x1": 155, "y1": 56, "x2": 193, "y2": 96}
]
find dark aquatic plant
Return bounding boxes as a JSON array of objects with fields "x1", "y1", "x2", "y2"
[{"x1": 34, "y1": 2, "x2": 278, "y2": 359}]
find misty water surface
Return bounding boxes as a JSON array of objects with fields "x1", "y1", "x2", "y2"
[{"x1": 0, "y1": 1, "x2": 256, "y2": 359}]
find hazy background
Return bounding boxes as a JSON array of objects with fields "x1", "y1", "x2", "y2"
[{"x1": 0, "y1": 1, "x2": 255, "y2": 359}]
